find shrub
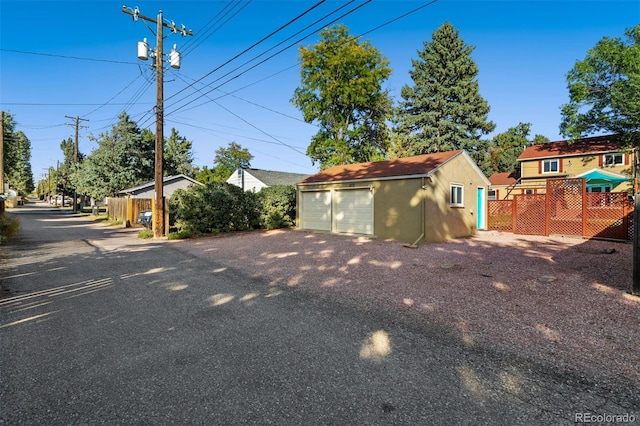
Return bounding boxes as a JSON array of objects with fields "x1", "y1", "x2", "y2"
[
  {"x1": 167, "y1": 230, "x2": 193, "y2": 240},
  {"x1": 0, "y1": 215, "x2": 20, "y2": 244},
  {"x1": 170, "y1": 183, "x2": 261, "y2": 235},
  {"x1": 258, "y1": 185, "x2": 297, "y2": 230}
]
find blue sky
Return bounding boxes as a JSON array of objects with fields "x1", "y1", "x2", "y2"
[{"x1": 1, "y1": 0, "x2": 638, "y2": 183}]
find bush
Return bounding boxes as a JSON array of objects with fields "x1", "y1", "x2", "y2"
[
  {"x1": 0, "y1": 215, "x2": 20, "y2": 244},
  {"x1": 258, "y1": 185, "x2": 297, "y2": 230},
  {"x1": 138, "y1": 228, "x2": 154, "y2": 239},
  {"x1": 167, "y1": 230, "x2": 193, "y2": 240},
  {"x1": 170, "y1": 183, "x2": 261, "y2": 235}
]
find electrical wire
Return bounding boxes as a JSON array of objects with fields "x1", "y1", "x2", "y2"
[
  {"x1": 167, "y1": 72, "x2": 306, "y2": 156},
  {"x1": 0, "y1": 48, "x2": 138, "y2": 65},
  {"x1": 164, "y1": 0, "x2": 327, "y2": 106},
  {"x1": 160, "y1": 0, "x2": 367, "y2": 123},
  {"x1": 180, "y1": 1, "x2": 253, "y2": 59}
]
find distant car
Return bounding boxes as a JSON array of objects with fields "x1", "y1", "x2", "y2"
[{"x1": 137, "y1": 209, "x2": 152, "y2": 228}]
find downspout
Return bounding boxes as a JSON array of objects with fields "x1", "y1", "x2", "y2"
[{"x1": 404, "y1": 176, "x2": 426, "y2": 248}]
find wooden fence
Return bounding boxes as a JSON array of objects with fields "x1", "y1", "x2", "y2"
[
  {"x1": 106, "y1": 197, "x2": 169, "y2": 233},
  {"x1": 488, "y1": 178, "x2": 634, "y2": 241}
]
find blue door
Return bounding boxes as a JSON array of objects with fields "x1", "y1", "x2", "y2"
[{"x1": 476, "y1": 187, "x2": 485, "y2": 230}]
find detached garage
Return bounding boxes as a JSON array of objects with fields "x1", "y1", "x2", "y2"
[{"x1": 296, "y1": 150, "x2": 490, "y2": 244}]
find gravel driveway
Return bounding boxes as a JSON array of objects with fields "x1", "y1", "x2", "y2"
[{"x1": 174, "y1": 229, "x2": 638, "y2": 385}]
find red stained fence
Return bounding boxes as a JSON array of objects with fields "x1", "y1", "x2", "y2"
[{"x1": 488, "y1": 178, "x2": 634, "y2": 241}]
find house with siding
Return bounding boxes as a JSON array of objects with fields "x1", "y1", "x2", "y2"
[
  {"x1": 516, "y1": 135, "x2": 634, "y2": 195},
  {"x1": 296, "y1": 150, "x2": 490, "y2": 244},
  {"x1": 227, "y1": 168, "x2": 311, "y2": 192},
  {"x1": 117, "y1": 174, "x2": 203, "y2": 198}
]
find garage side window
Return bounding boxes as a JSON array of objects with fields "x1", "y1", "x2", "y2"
[{"x1": 450, "y1": 184, "x2": 464, "y2": 207}]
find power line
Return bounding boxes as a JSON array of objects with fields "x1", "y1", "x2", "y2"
[
  {"x1": 164, "y1": 0, "x2": 438, "y2": 122},
  {"x1": 163, "y1": 0, "x2": 328, "y2": 106},
  {"x1": 0, "y1": 48, "x2": 138, "y2": 65},
  {"x1": 160, "y1": 0, "x2": 367, "y2": 123},
  {"x1": 181, "y1": 1, "x2": 253, "y2": 59}
]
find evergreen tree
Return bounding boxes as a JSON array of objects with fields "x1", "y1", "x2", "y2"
[
  {"x1": 291, "y1": 24, "x2": 392, "y2": 169},
  {"x1": 394, "y1": 22, "x2": 495, "y2": 160},
  {"x1": 56, "y1": 137, "x2": 83, "y2": 198},
  {"x1": 164, "y1": 128, "x2": 195, "y2": 177},
  {"x1": 2, "y1": 112, "x2": 34, "y2": 195}
]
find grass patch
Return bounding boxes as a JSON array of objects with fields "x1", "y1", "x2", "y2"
[
  {"x1": 0, "y1": 215, "x2": 20, "y2": 244},
  {"x1": 138, "y1": 228, "x2": 154, "y2": 239}
]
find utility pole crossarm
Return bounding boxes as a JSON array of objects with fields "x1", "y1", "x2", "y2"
[
  {"x1": 121, "y1": 5, "x2": 193, "y2": 36},
  {"x1": 65, "y1": 115, "x2": 89, "y2": 213}
]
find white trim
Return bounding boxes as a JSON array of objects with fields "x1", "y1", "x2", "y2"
[
  {"x1": 575, "y1": 168, "x2": 630, "y2": 180},
  {"x1": 542, "y1": 159, "x2": 559, "y2": 174},
  {"x1": 450, "y1": 183, "x2": 464, "y2": 207}
]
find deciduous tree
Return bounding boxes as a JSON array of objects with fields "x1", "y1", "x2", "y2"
[
  {"x1": 74, "y1": 112, "x2": 153, "y2": 199},
  {"x1": 292, "y1": 24, "x2": 392, "y2": 169},
  {"x1": 561, "y1": 25, "x2": 640, "y2": 142}
]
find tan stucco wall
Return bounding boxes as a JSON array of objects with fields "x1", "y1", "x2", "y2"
[
  {"x1": 297, "y1": 154, "x2": 488, "y2": 244},
  {"x1": 373, "y1": 179, "x2": 423, "y2": 242},
  {"x1": 422, "y1": 153, "x2": 484, "y2": 243}
]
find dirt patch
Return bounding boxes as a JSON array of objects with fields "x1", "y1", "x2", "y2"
[{"x1": 174, "y1": 229, "x2": 639, "y2": 382}]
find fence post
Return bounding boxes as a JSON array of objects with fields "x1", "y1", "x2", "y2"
[
  {"x1": 580, "y1": 179, "x2": 587, "y2": 238},
  {"x1": 511, "y1": 195, "x2": 517, "y2": 234}
]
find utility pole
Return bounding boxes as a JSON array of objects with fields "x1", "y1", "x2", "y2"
[
  {"x1": 633, "y1": 146, "x2": 639, "y2": 295},
  {"x1": 0, "y1": 111, "x2": 4, "y2": 195},
  {"x1": 122, "y1": 5, "x2": 192, "y2": 238},
  {"x1": 65, "y1": 115, "x2": 89, "y2": 212}
]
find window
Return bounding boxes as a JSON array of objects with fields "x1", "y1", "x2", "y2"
[
  {"x1": 587, "y1": 185, "x2": 611, "y2": 193},
  {"x1": 603, "y1": 153, "x2": 624, "y2": 166},
  {"x1": 524, "y1": 189, "x2": 535, "y2": 195},
  {"x1": 450, "y1": 184, "x2": 464, "y2": 207},
  {"x1": 542, "y1": 159, "x2": 559, "y2": 173},
  {"x1": 488, "y1": 189, "x2": 497, "y2": 201}
]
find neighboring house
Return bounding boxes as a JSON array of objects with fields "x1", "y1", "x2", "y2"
[
  {"x1": 296, "y1": 150, "x2": 490, "y2": 244},
  {"x1": 516, "y1": 134, "x2": 634, "y2": 195},
  {"x1": 117, "y1": 174, "x2": 204, "y2": 198},
  {"x1": 487, "y1": 172, "x2": 519, "y2": 200},
  {"x1": 227, "y1": 168, "x2": 311, "y2": 192}
]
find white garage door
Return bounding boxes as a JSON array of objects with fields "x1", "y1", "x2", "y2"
[
  {"x1": 334, "y1": 189, "x2": 373, "y2": 235},
  {"x1": 301, "y1": 191, "x2": 331, "y2": 231}
]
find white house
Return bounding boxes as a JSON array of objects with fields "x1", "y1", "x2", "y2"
[{"x1": 227, "y1": 168, "x2": 310, "y2": 192}]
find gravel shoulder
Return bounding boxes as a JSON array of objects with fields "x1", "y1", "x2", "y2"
[{"x1": 173, "y1": 229, "x2": 639, "y2": 385}]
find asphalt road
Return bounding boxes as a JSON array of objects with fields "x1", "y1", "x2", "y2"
[{"x1": 0, "y1": 202, "x2": 637, "y2": 425}]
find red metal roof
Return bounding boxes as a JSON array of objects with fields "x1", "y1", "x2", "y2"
[
  {"x1": 298, "y1": 150, "x2": 463, "y2": 184},
  {"x1": 517, "y1": 134, "x2": 622, "y2": 161}
]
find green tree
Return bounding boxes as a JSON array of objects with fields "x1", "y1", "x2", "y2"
[
  {"x1": 2, "y1": 112, "x2": 34, "y2": 195},
  {"x1": 561, "y1": 25, "x2": 640, "y2": 142},
  {"x1": 214, "y1": 141, "x2": 253, "y2": 181},
  {"x1": 394, "y1": 22, "x2": 495, "y2": 163},
  {"x1": 56, "y1": 137, "x2": 84, "y2": 198},
  {"x1": 291, "y1": 24, "x2": 392, "y2": 169},
  {"x1": 483, "y1": 123, "x2": 548, "y2": 176},
  {"x1": 165, "y1": 128, "x2": 195, "y2": 177},
  {"x1": 74, "y1": 112, "x2": 153, "y2": 199}
]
